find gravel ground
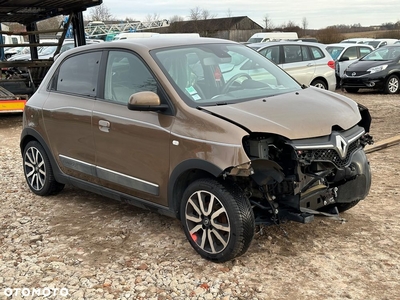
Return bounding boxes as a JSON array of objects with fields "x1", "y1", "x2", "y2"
[{"x1": 0, "y1": 90, "x2": 399, "y2": 300}]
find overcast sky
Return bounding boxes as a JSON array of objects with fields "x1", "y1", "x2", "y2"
[{"x1": 97, "y1": 0, "x2": 400, "y2": 29}]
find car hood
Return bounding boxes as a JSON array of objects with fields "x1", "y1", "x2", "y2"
[
  {"x1": 7, "y1": 53, "x2": 30, "y2": 61},
  {"x1": 347, "y1": 59, "x2": 393, "y2": 71},
  {"x1": 200, "y1": 88, "x2": 361, "y2": 140}
]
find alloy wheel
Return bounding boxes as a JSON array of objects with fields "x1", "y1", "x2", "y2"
[{"x1": 185, "y1": 190, "x2": 231, "y2": 254}]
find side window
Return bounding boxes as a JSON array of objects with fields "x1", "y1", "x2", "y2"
[
  {"x1": 259, "y1": 46, "x2": 280, "y2": 63},
  {"x1": 104, "y1": 51, "x2": 158, "y2": 104},
  {"x1": 283, "y1": 45, "x2": 302, "y2": 63},
  {"x1": 342, "y1": 47, "x2": 357, "y2": 60},
  {"x1": 55, "y1": 51, "x2": 101, "y2": 97},
  {"x1": 310, "y1": 46, "x2": 325, "y2": 60},
  {"x1": 359, "y1": 47, "x2": 373, "y2": 57}
]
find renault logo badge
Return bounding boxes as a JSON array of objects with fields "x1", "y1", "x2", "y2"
[{"x1": 335, "y1": 135, "x2": 348, "y2": 159}]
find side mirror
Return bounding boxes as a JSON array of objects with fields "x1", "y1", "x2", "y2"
[
  {"x1": 127, "y1": 91, "x2": 168, "y2": 112},
  {"x1": 339, "y1": 56, "x2": 350, "y2": 62}
]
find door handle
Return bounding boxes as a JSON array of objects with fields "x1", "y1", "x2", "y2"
[{"x1": 98, "y1": 120, "x2": 110, "y2": 133}]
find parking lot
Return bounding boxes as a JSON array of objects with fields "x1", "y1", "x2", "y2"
[{"x1": 0, "y1": 90, "x2": 399, "y2": 299}]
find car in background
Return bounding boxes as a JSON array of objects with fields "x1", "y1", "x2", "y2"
[
  {"x1": 4, "y1": 45, "x2": 29, "y2": 59},
  {"x1": 325, "y1": 43, "x2": 374, "y2": 86},
  {"x1": 340, "y1": 38, "x2": 375, "y2": 44},
  {"x1": 8, "y1": 39, "x2": 103, "y2": 61},
  {"x1": 248, "y1": 41, "x2": 336, "y2": 91},
  {"x1": 364, "y1": 39, "x2": 398, "y2": 49},
  {"x1": 341, "y1": 45, "x2": 400, "y2": 94},
  {"x1": 20, "y1": 37, "x2": 373, "y2": 262}
]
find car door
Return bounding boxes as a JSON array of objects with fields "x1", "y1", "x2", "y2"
[
  {"x1": 92, "y1": 50, "x2": 174, "y2": 205},
  {"x1": 281, "y1": 45, "x2": 315, "y2": 85},
  {"x1": 43, "y1": 50, "x2": 102, "y2": 184},
  {"x1": 337, "y1": 46, "x2": 358, "y2": 77}
]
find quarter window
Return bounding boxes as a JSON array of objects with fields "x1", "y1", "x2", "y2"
[
  {"x1": 310, "y1": 46, "x2": 324, "y2": 59},
  {"x1": 55, "y1": 51, "x2": 101, "y2": 97}
]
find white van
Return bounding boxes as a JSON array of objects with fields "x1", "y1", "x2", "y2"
[
  {"x1": 1, "y1": 34, "x2": 24, "y2": 45},
  {"x1": 247, "y1": 32, "x2": 298, "y2": 43},
  {"x1": 112, "y1": 32, "x2": 159, "y2": 40}
]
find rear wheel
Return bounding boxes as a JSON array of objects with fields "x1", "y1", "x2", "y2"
[
  {"x1": 384, "y1": 75, "x2": 399, "y2": 94},
  {"x1": 311, "y1": 79, "x2": 328, "y2": 90},
  {"x1": 345, "y1": 87, "x2": 359, "y2": 93},
  {"x1": 180, "y1": 178, "x2": 255, "y2": 262},
  {"x1": 23, "y1": 141, "x2": 64, "y2": 196}
]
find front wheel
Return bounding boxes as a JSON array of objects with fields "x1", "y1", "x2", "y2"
[
  {"x1": 180, "y1": 178, "x2": 255, "y2": 262},
  {"x1": 23, "y1": 141, "x2": 64, "y2": 196},
  {"x1": 384, "y1": 75, "x2": 399, "y2": 94}
]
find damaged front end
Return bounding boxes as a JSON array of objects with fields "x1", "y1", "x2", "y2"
[{"x1": 227, "y1": 108, "x2": 373, "y2": 226}]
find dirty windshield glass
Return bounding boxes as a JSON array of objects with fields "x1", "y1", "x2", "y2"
[
  {"x1": 152, "y1": 43, "x2": 300, "y2": 106},
  {"x1": 361, "y1": 46, "x2": 400, "y2": 61}
]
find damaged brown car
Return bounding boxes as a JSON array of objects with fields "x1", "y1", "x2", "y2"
[{"x1": 20, "y1": 37, "x2": 373, "y2": 262}]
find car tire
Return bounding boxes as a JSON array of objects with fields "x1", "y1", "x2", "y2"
[
  {"x1": 335, "y1": 200, "x2": 361, "y2": 213},
  {"x1": 23, "y1": 141, "x2": 65, "y2": 196},
  {"x1": 180, "y1": 178, "x2": 255, "y2": 262},
  {"x1": 311, "y1": 79, "x2": 328, "y2": 90},
  {"x1": 345, "y1": 87, "x2": 359, "y2": 93},
  {"x1": 384, "y1": 75, "x2": 400, "y2": 94}
]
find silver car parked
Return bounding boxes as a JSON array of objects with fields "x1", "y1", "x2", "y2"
[{"x1": 248, "y1": 41, "x2": 337, "y2": 91}]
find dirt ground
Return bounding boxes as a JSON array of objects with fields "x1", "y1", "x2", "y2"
[{"x1": 0, "y1": 89, "x2": 399, "y2": 299}]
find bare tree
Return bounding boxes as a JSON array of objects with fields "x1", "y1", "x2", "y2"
[
  {"x1": 226, "y1": 8, "x2": 233, "y2": 17},
  {"x1": 87, "y1": 4, "x2": 114, "y2": 21},
  {"x1": 189, "y1": 7, "x2": 216, "y2": 20},
  {"x1": 189, "y1": 7, "x2": 202, "y2": 21},
  {"x1": 263, "y1": 14, "x2": 274, "y2": 30},
  {"x1": 170, "y1": 15, "x2": 185, "y2": 23},
  {"x1": 302, "y1": 17, "x2": 308, "y2": 36},
  {"x1": 145, "y1": 13, "x2": 161, "y2": 23}
]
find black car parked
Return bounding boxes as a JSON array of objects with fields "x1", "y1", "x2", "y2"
[{"x1": 341, "y1": 45, "x2": 400, "y2": 94}]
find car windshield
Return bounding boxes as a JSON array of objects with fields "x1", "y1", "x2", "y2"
[
  {"x1": 247, "y1": 38, "x2": 263, "y2": 43},
  {"x1": 326, "y1": 46, "x2": 344, "y2": 60},
  {"x1": 366, "y1": 41, "x2": 380, "y2": 48},
  {"x1": 361, "y1": 46, "x2": 400, "y2": 61},
  {"x1": 152, "y1": 43, "x2": 300, "y2": 107},
  {"x1": 39, "y1": 46, "x2": 57, "y2": 56}
]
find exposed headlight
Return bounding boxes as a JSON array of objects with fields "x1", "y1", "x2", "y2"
[{"x1": 367, "y1": 65, "x2": 388, "y2": 74}]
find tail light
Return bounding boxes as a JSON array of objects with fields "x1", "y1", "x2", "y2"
[{"x1": 327, "y1": 60, "x2": 335, "y2": 69}]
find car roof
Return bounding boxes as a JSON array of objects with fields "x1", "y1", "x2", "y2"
[
  {"x1": 325, "y1": 43, "x2": 374, "y2": 49},
  {"x1": 61, "y1": 37, "x2": 237, "y2": 54},
  {"x1": 247, "y1": 41, "x2": 327, "y2": 50}
]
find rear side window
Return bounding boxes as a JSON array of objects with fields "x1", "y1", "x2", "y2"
[
  {"x1": 53, "y1": 51, "x2": 101, "y2": 97},
  {"x1": 310, "y1": 46, "x2": 325, "y2": 59},
  {"x1": 283, "y1": 45, "x2": 302, "y2": 63}
]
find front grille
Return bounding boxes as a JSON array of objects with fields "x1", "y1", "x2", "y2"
[
  {"x1": 298, "y1": 140, "x2": 360, "y2": 168},
  {"x1": 344, "y1": 70, "x2": 370, "y2": 77}
]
